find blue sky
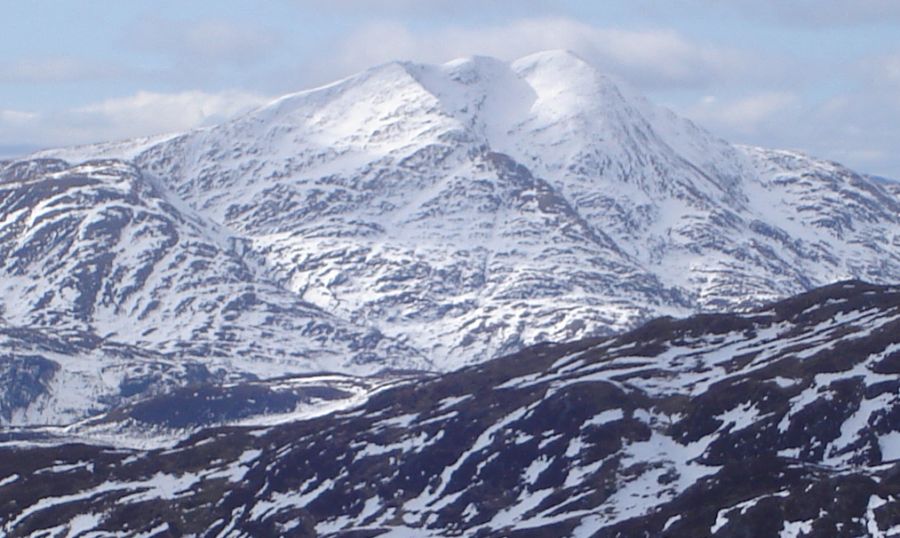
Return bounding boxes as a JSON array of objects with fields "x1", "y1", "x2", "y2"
[{"x1": 2, "y1": 0, "x2": 900, "y2": 177}]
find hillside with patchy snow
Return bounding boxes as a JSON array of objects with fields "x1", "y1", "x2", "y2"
[{"x1": 3, "y1": 281, "x2": 899, "y2": 536}]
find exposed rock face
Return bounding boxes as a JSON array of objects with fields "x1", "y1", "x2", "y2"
[{"x1": 2, "y1": 281, "x2": 899, "y2": 536}]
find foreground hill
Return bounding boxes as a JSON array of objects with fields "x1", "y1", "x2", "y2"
[{"x1": 2, "y1": 281, "x2": 898, "y2": 536}]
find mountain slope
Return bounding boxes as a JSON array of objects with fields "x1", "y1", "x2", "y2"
[
  {"x1": 8, "y1": 49, "x2": 899, "y2": 423},
  {"x1": 0, "y1": 324, "x2": 218, "y2": 426},
  {"x1": 2, "y1": 281, "x2": 899, "y2": 536},
  {"x1": 0, "y1": 158, "x2": 426, "y2": 423},
  {"x1": 123, "y1": 50, "x2": 899, "y2": 367}
]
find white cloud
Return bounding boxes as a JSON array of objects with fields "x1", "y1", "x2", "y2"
[
  {"x1": 836, "y1": 148, "x2": 886, "y2": 164},
  {"x1": 73, "y1": 90, "x2": 267, "y2": 131},
  {"x1": 128, "y1": 17, "x2": 278, "y2": 66},
  {"x1": 868, "y1": 52, "x2": 900, "y2": 88},
  {"x1": 684, "y1": 92, "x2": 798, "y2": 135},
  {"x1": 886, "y1": 56, "x2": 900, "y2": 83},
  {"x1": 0, "y1": 57, "x2": 119, "y2": 84},
  {"x1": 0, "y1": 110, "x2": 38, "y2": 124},
  {"x1": 292, "y1": 0, "x2": 549, "y2": 16},
  {"x1": 848, "y1": 51, "x2": 900, "y2": 121},
  {"x1": 686, "y1": 0, "x2": 900, "y2": 25},
  {"x1": 0, "y1": 90, "x2": 268, "y2": 148},
  {"x1": 316, "y1": 17, "x2": 771, "y2": 90},
  {"x1": 670, "y1": 88, "x2": 900, "y2": 178}
]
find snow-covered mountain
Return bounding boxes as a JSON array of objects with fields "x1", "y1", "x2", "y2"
[
  {"x1": 3, "y1": 281, "x2": 899, "y2": 536},
  {"x1": 129, "y1": 50, "x2": 900, "y2": 363},
  {"x1": 0, "y1": 158, "x2": 425, "y2": 423},
  {"x1": 4, "y1": 50, "x2": 899, "y2": 425}
]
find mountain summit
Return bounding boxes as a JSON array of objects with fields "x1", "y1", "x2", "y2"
[
  {"x1": 131, "y1": 50, "x2": 898, "y2": 363},
  {"x1": 3, "y1": 51, "x2": 899, "y2": 423}
]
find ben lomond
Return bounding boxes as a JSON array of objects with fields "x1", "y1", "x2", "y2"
[
  {"x1": 1, "y1": 51, "x2": 897, "y2": 426},
  {"x1": 1, "y1": 46, "x2": 900, "y2": 538}
]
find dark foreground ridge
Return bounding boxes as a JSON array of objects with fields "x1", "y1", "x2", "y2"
[{"x1": 1, "y1": 280, "x2": 899, "y2": 537}]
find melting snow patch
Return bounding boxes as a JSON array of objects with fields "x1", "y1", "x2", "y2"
[
  {"x1": 374, "y1": 413, "x2": 419, "y2": 430},
  {"x1": 435, "y1": 395, "x2": 472, "y2": 411},
  {"x1": 65, "y1": 512, "x2": 104, "y2": 535},
  {"x1": 405, "y1": 407, "x2": 528, "y2": 513},
  {"x1": 582, "y1": 408, "x2": 624, "y2": 429},
  {"x1": 205, "y1": 449, "x2": 262, "y2": 482},
  {"x1": 367, "y1": 526, "x2": 443, "y2": 537},
  {"x1": 487, "y1": 488, "x2": 555, "y2": 530},
  {"x1": 866, "y1": 495, "x2": 888, "y2": 537},
  {"x1": 780, "y1": 519, "x2": 813, "y2": 537},
  {"x1": 522, "y1": 455, "x2": 553, "y2": 484},
  {"x1": 663, "y1": 514, "x2": 681, "y2": 531},
  {"x1": 716, "y1": 402, "x2": 763, "y2": 433},
  {"x1": 356, "y1": 431, "x2": 432, "y2": 459},
  {"x1": 879, "y1": 431, "x2": 900, "y2": 461},
  {"x1": 135, "y1": 523, "x2": 170, "y2": 538},
  {"x1": 37, "y1": 461, "x2": 91, "y2": 474},
  {"x1": 772, "y1": 377, "x2": 798, "y2": 388},
  {"x1": 538, "y1": 433, "x2": 563, "y2": 450},
  {"x1": 120, "y1": 472, "x2": 201, "y2": 503},
  {"x1": 565, "y1": 436, "x2": 586, "y2": 458},
  {"x1": 358, "y1": 496, "x2": 383, "y2": 522},
  {"x1": 316, "y1": 514, "x2": 355, "y2": 534}
]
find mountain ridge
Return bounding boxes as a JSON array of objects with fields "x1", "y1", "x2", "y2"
[
  {"x1": 128, "y1": 50, "x2": 898, "y2": 364},
  {"x1": 3, "y1": 50, "x2": 898, "y2": 427}
]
